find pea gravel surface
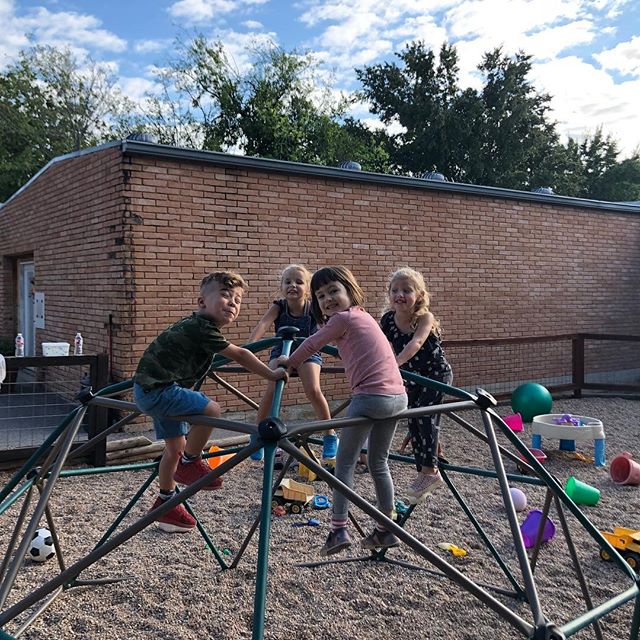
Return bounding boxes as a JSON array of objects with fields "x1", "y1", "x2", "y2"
[{"x1": 1, "y1": 397, "x2": 639, "y2": 640}]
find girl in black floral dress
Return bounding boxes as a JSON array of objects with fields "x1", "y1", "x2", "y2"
[{"x1": 380, "y1": 267, "x2": 452, "y2": 504}]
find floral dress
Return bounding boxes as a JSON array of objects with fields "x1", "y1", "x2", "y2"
[{"x1": 380, "y1": 311, "x2": 453, "y2": 470}]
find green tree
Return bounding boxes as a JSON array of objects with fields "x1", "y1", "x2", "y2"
[
  {"x1": 142, "y1": 36, "x2": 391, "y2": 170},
  {"x1": 477, "y1": 49, "x2": 559, "y2": 188},
  {"x1": 576, "y1": 129, "x2": 640, "y2": 201},
  {"x1": 0, "y1": 45, "x2": 134, "y2": 202},
  {"x1": 0, "y1": 59, "x2": 54, "y2": 200},
  {"x1": 357, "y1": 42, "x2": 565, "y2": 188},
  {"x1": 356, "y1": 42, "x2": 465, "y2": 177}
]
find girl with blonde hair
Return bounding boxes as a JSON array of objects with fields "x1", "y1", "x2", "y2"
[
  {"x1": 381, "y1": 267, "x2": 452, "y2": 505},
  {"x1": 249, "y1": 264, "x2": 336, "y2": 462}
]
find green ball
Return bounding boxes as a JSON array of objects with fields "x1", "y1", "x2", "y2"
[{"x1": 511, "y1": 383, "x2": 553, "y2": 422}]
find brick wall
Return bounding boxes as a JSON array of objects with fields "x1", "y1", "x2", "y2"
[
  {"x1": 0, "y1": 146, "x2": 131, "y2": 367},
  {"x1": 2, "y1": 145, "x2": 639, "y2": 421}
]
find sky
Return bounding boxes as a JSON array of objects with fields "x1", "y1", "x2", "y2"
[{"x1": 1, "y1": 0, "x2": 640, "y2": 157}]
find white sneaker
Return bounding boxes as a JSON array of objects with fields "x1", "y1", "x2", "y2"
[{"x1": 407, "y1": 471, "x2": 443, "y2": 505}]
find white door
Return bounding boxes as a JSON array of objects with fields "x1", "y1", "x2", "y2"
[{"x1": 18, "y1": 261, "x2": 35, "y2": 356}]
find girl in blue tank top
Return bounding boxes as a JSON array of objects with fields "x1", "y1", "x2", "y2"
[{"x1": 249, "y1": 265, "x2": 337, "y2": 461}]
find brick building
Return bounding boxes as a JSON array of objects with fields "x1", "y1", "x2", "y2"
[{"x1": 1, "y1": 140, "x2": 639, "y2": 416}]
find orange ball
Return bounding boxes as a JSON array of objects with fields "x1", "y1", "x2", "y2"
[{"x1": 207, "y1": 444, "x2": 233, "y2": 470}]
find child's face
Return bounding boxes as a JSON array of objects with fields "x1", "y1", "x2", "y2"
[
  {"x1": 281, "y1": 269, "x2": 308, "y2": 301},
  {"x1": 198, "y1": 283, "x2": 243, "y2": 326},
  {"x1": 314, "y1": 280, "x2": 352, "y2": 318},
  {"x1": 389, "y1": 278, "x2": 422, "y2": 313}
]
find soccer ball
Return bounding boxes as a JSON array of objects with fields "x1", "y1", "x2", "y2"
[{"x1": 28, "y1": 528, "x2": 56, "y2": 563}]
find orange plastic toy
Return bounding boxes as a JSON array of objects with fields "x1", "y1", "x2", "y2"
[{"x1": 207, "y1": 444, "x2": 234, "y2": 470}]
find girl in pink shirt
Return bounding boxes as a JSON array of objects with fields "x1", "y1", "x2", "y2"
[{"x1": 282, "y1": 266, "x2": 407, "y2": 556}]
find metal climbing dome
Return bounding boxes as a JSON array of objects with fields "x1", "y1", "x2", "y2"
[{"x1": 1, "y1": 328, "x2": 639, "y2": 639}]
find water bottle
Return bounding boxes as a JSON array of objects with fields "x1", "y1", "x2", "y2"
[
  {"x1": 15, "y1": 333, "x2": 25, "y2": 357},
  {"x1": 74, "y1": 332, "x2": 83, "y2": 356}
]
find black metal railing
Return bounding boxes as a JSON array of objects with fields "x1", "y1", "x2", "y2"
[
  {"x1": 0, "y1": 333, "x2": 637, "y2": 466},
  {"x1": 0, "y1": 354, "x2": 109, "y2": 467}
]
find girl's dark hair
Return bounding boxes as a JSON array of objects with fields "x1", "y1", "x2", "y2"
[{"x1": 310, "y1": 266, "x2": 365, "y2": 324}]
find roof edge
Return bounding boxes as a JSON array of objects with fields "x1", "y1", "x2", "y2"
[
  {"x1": 0, "y1": 141, "x2": 122, "y2": 208},
  {"x1": 3, "y1": 139, "x2": 639, "y2": 215},
  {"x1": 121, "y1": 141, "x2": 640, "y2": 215}
]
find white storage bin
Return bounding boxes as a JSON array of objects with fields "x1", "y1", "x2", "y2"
[{"x1": 42, "y1": 342, "x2": 70, "y2": 356}]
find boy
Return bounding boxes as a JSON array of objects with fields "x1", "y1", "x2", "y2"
[{"x1": 133, "y1": 271, "x2": 288, "y2": 533}]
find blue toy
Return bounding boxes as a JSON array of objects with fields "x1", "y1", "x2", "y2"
[
  {"x1": 292, "y1": 518, "x2": 321, "y2": 527},
  {"x1": 312, "y1": 495, "x2": 330, "y2": 509}
]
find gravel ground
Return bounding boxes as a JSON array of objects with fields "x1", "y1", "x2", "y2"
[{"x1": 1, "y1": 396, "x2": 639, "y2": 640}]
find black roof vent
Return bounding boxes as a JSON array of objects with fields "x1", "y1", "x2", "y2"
[
  {"x1": 337, "y1": 160, "x2": 362, "y2": 171},
  {"x1": 532, "y1": 186, "x2": 554, "y2": 195},
  {"x1": 126, "y1": 132, "x2": 158, "y2": 143},
  {"x1": 421, "y1": 170, "x2": 446, "y2": 181}
]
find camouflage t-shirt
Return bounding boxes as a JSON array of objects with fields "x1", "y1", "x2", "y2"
[{"x1": 134, "y1": 313, "x2": 230, "y2": 391}]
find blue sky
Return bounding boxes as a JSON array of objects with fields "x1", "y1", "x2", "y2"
[{"x1": 2, "y1": 0, "x2": 639, "y2": 157}]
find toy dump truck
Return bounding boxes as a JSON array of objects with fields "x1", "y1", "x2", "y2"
[
  {"x1": 599, "y1": 527, "x2": 640, "y2": 571},
  {"x1": 272, "y1": 478, "x2": 315, "y2": 514}
]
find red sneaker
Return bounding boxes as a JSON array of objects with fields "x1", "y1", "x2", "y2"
[
  {"x1": 150, "y1": 497, "x2": 196, "y2": 533},
  {"x1": 174, "y1": 458, "x2": 224, "y2": 490}
]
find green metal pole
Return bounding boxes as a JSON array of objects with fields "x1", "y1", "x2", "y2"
[
  {"x1": 0, "y1": 408, "x2": 79, "y2": 504},
  {"x1": 250, "y1": 327, "x2": 295, "y2": 640},
  {"x1": 251, "y1": 440, "x2": 277, "y2": 640},
  {"x1": 629, "y1": 590, "x2": 640, "y2": 640}
]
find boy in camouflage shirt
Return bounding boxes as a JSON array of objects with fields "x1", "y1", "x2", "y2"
[{"x1": 133, "y1": 271, "x2": 287, "y2": 533}]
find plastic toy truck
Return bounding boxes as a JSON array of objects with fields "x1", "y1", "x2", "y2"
[
  {"x1": 599, "y1": 527, "x2": 640, "y2": 571},
  {"x1": 272, "y1": 478, "x2": 315, "y2": 514}
]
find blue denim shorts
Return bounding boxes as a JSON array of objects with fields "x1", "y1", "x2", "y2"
[
  {"x1": 269, "y1": 344, "x2": 322, "y2": 367},
  {"x1": 133, "y1": 383, "x2": 211, "y2": 440}
]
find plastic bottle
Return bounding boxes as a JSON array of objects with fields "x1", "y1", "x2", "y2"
[
  {"x1": 15, "y1": 333, "x2": 25, "y2": 357},
  {"x1": 74, "y1": 332, "x2": 83, "y2": 356}
]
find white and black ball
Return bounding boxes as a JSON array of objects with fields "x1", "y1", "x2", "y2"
[{"x1": 28, "y1": 528, "x2": 56, "y2": 562}]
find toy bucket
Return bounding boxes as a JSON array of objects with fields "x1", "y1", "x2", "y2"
[
  {"x1": 518, "y1": 448, "x2": 547, "y2": 465},
  {"x1": 520, "y1": 510, "x2": 556, "y2": 548},
  {"x1": 610, "y1": 452, "x2": 640, "y2": 486},
  {"x1": 565, "y1": 476, "x2": 601, "y2": 506},
  {"x1": 503, "y1": 413, "x2": 524, "y2": 432}
]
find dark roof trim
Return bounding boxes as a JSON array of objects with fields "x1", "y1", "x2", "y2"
[
  {"x1": 3, "y1": 139, "x2": 639, "y2": 215},
  {"x1": 0, "y1": 141, "x2": 122, "y2": 208},
  {"x1": 122, "y1": 140, "x2": 640, "y2": 215}
]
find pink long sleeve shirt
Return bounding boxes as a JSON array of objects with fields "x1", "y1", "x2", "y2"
[{"x1": 287, "y1": 307, "x2": 405, "y2": 396}]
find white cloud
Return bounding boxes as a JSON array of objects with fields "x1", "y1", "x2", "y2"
[
  {"x1": 0, "y1": 2, "x2": 126, "y2": 67},
  {"x1": 119, "y1": 75, "x2": 162, "y2": 104},
  {"x1": 242, "y1": 20, "x2": 264, "y2": 29},
  {"x1": 386, "y1": 15, "x2": 448, "y2": 45},
  {"x1": 531, "y1": 55, "x2": 640, "y2": 156},
  {"x1": 27, "y1": 8, "x2": 126, "y2": 51},
  {"x1": 134, "y1": 39, "x2": 172, "y2": 54},
  {"x1": 168, "y1": 0, "x2": 269, "y2": 24},
  {"x1": 521, "y1": 20, "x2": 596, "y2": 59},
  {"x1": 595, "y1": 36, "x2": 640, "y2": 77}
]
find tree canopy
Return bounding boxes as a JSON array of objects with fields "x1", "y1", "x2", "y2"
[
  {"x1": 356, "y1": 41, "x2": 640, "y2": 199},
  {"x1": 0, "y1": 45, "x2": 133, "y2": 202},
  {"x1": 1, "y1": 37, "x2": 638, "y2": 203},
  {"x1": 142, "y1": 37, "x2": 390, "y2": 170}
]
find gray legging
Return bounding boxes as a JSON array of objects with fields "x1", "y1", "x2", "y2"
[{"x1": 332, "y1": 393, "x2": 408, "y2": 523}]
